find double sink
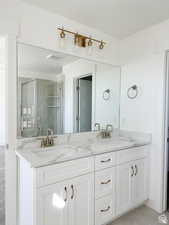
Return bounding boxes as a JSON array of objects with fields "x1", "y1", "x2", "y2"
[{"x1": 29, "y1": 137, "x2": 135, "y2": 164}]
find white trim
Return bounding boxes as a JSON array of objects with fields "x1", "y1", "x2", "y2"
[
  {"x1": 0, "y1": 19, "x2": 18, "y2": 37},
  {"x1": 162, "y1": 50, "x2": 169, "y2": 212},
  {"x1": 5, "y1": 35, "x2": 18, "y2": 225},
  {"x1": 18, "y1": 41, "x2": 120, "y2": 69}
]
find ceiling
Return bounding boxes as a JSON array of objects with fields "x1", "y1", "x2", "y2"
[
  {"x1": 18, "y1": 44, "x2": 78, "y2": 75},
  {"x1": 23, "y1": 0, "x2": 169, "y2": 39}
]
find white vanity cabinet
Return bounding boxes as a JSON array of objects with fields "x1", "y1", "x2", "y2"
[
  {"x1": 116, "y1": 161, "x2": 133, "y2": 215},
  {"x1": 68, "y1": 174, "x2": 94, "y2": 225},
  {"x1": 94, "y1": 153, "x2": 116, "y2": 225},
  {"x1": 116, "y1": 150, "x2": 148, "y2": 217},
  {"x1": 132, "y1": 158, "x2": 148, "y2": 206},
  {"x1": 18, "y1": 145, "x2": 149, "y2": 225},
  {"x1": 37, "y1": 180, "x2": 69, "y2": 225},
  {"x1": 19, "y1": 157, "x2": 94, "y2": 225},
  {"x1": 37, "y1": 173, "x2": 94, "y2": 225}
]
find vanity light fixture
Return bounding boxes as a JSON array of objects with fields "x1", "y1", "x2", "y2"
[
  {"x1": 60, "y1": 28, "x2": 66, "y2": 39},
  {"x1": 88, "y1": 38, "x2": 93, "y2": 47},
  {"x1": 99, "y1": 41, "x2": 104, "y2": 50},
  {"x1": 58, "y1": 27, "x2": 106, "y2": 49}
]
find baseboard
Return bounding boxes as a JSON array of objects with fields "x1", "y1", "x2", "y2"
[{"x1": 146, "y1": 199, "x2": 163, "y2": 213}]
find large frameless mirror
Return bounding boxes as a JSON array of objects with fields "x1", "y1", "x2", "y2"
[{"x1": 17, "y1": 43, "x2": 121, "y2": 138}]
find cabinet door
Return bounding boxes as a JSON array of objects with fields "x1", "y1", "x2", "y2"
[
  {"x1": 132, "y1": 158, "x2": 148, "y2": 206},
  {"x1": 116, "y1": 162, "x2": 133, "y2": 216},
  {"x1": 37, "y1": 181, "x2": 69, "y2": 225},
  {"x1": 69, "y1": 173, "x2": 94, "y2": 225}
]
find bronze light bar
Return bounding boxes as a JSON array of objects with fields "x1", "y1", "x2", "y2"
[{"x1": 57, "y1": 27, "x2": 106, "y2": 49}]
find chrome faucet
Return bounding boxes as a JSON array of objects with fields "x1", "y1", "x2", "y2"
[{"x1": 100, "y1": 124, "x2": 113, "y2": 139}]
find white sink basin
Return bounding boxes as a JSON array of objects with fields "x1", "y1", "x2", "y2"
[
  {"x1": 90, "y1": 139, "x2": 134, "y2": 153},
  {"x1": 31, "y1": 144, "x2": 90, "y2": 162},
  {"x1": 27, "y1": 138, "x2": 134, "y2": 163}
]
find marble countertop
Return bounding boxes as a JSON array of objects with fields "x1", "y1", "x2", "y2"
[{"x1": 16, "y1": 131, "x2": 151, "y2": 168}]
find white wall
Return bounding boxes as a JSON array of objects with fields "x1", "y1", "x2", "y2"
[
  {"x1": 18, "y1": 2, "x2": 121, "y2": 66},
  {"x1": 95, "y1": 64, "x2": 120, "y2": 129},
  {"x1": 63, "y1": 59, "x2": 95, "y2": 132},
  {"x1": 19, "y1": 71, "x2": 59, "y2": 81},
  {"x1": 0, "y1": 37, "x2": 6, "y2": 145},
  {"x1": 63, "y1": 59, "x2": 121, "y2": 133},
  {"x1": 118, "y1": 20, "x2": 169, "y2": 212},
  {"x1": 120, "y1": 54, "x2": 165, "y2": 212}
]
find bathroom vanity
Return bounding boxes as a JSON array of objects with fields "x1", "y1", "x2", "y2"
[
  {"x1": 16, "y1": 43, "x2": 151, "y2": 225},
  {"x1": 17, "y1": 131, "x2": 150, "y2": 225}
]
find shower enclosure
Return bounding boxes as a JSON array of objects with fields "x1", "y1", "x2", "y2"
[{"x1": 17, "y1": 78, "x2": 64, "y2": 137}]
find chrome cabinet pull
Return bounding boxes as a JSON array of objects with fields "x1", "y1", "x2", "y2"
[
  {"x1": 64, "y1": 186, "x2": 68, "y2": 202},
  {"x1": 71, "y1": 184, "x2": 74, "y2": 200},
  {"x1": 101, "y1": 179, "x2": 111, "y2": 185},
  {"x1": 135, "y1": 165, "x2": 138, "y2": 176},
  {"x1": 131, "y1": 166, "x2": 134, "y2": 177},
  {"x1": 100, "y1": 206, "x2": 110, "y2": 212},
  {"x1": 100, "y1": 158, "x2": 111, "y2": 163}
]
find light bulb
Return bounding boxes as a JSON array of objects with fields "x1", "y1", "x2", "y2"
[
  {"x1": 58, "y1": 27, "x2": 66, "y2": 49},
  {"x1": 59, "y1": 38, "x2": 65, "y2": 48},
  {"x1": 88, "y1": 38, "x2": 93, "y2": 47},
  {"x1": 87, "y1": 45, "x2": 93, "y2": 56},
  {"x1": 60, "y1": 30, "x2": 66, "y2": 39},
  {"x1": 86, "y1": 37, "x2": 93, "y2": 55}
]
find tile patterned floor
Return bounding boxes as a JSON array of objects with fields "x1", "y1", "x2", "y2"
[
  {"x1": 0, "y1": 205, "x2": 166, "y2": 225},
  {"x1": 109, "y1": 206, "x2": 165, "y2": 225}
]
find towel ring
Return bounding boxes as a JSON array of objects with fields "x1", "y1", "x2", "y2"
[
  {"x1": 127, "y1": 85, "x2": 138, "y2": 99},
  {"x1": 103, "y1": 89, "x2": 110, "y2": 100}
]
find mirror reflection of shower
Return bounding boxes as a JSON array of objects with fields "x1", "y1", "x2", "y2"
[
  {"x1": 18, "y1": 78, "x2": 64, "y2": 137},
  {"x1": 17, "y1": 43, "x2": 73, "y2": 138}
]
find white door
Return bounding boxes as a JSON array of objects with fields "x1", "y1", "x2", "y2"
[
  {"x1": 69, "y1": 173, "x2": 94, "y2": 225},
  {"x1": 116, "y1": 162, "x2": 133, "y2": 216},
  {"x1": 132, "y1": 159, "x2": 148, "y2": 206},
  {"x1": 37, "y1": 181, "x2": 69, "y2": 225}
]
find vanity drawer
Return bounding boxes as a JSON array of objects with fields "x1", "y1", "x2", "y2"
[
  {"x1": 95, "y1": 167, "x2": 115, "y2": 199},
  {"x1": 116, "y1": 146, "x2": 148, "y2": 165},
  {"x1": 95, "y1": 152, "x2": 116, "y2": 171},
  {"x1": 36, "y1": 157, "x2": 94, "y2": 187},
  {"x1": 95, "y1": 195, "x2": 115, "y2": 225}
]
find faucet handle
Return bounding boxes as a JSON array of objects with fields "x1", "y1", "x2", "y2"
[
  {"x1": 106, "y1": 124, "x2": 113, "y2": 132},
  {"x1": 94, "y1": 123, "x2": 101, "y2": 131},
  {"x1": 41, "y1": 138, "x2": 45, "y2": 148},
  {"x1": 47, "y1": 128, "x2": 54, "y2": 136}
]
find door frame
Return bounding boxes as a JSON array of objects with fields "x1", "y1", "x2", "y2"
[
  {"x1": 5, "y1": 35, "x2": 18, "y2": 225},
  {"x1": 73, "y1": 73, "x2": 95, "y2": 133},
  {"x1": 162, "y1": 50, "x2": 169, "y2": 212}
]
